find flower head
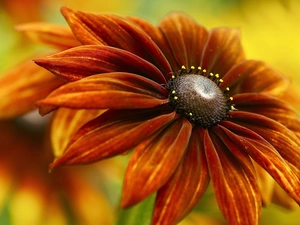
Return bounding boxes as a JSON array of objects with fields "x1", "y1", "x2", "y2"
[{"x1": 34, "y1": 7, "x2": 300, "y2": 225}]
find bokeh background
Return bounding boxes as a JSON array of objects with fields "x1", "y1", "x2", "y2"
[{"x1": 1, "y1": 0, "x2": 300, "y2": 224}]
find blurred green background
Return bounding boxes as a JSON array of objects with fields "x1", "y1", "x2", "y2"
[{"x1": 1, "y1": 0, "x2": 300, "y2": 224}]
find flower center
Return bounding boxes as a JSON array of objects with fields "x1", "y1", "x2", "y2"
[{"x1": 168, "y1": 71, "x2": 228, "y2": 128}]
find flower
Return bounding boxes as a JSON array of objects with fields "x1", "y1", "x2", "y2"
[
  {"x1": 0, "y1": 21, "x2": 81, "y2": 118},
  {"x1": 33, "y1": 7, "x2": 300, "y2": 225},
  {"x1": 0, "y1": 115, "x2": 115, "y2": 225}
]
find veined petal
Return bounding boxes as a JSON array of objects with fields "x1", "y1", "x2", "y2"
[
  {"x1": 0, "y1": 59, "x2": 65, "y2": 118},
  {"x1": 204, "y1": 129, "x2": 261, "y2": 225},
  {"x1": 51, "y1": 108, "x2": 105, "y2": 157},
  {"x1": 16, "y1": 22, "x2": 81, "y2": 49},
  {"x1": 232, "y1": 93, "x2": 300, "y2": 135},
  {"x1": 252, "y1": 162, "x2": 275, "y2": 206},
  {"x1": 201, "y1": 28, "x2": 245, "y2": 76},
  {"x1": 37, "y1": 73, "x2": 169, "y2": 115},
  {"x1": 152, "y1": 127, "x2": 209, "y2": 225},
  {"x1": 50, "y1": 108, "x2": 176, "y2": 168},
  {"x1": 220, "y1": 120, "x2": 300, "y2": 204},
  {"x1": 128, "y1": 16, "x2": 179, "y2": 74},
  {"x1": 34, "y1": 45, "x2": 166, "y2": 83},
  {"x1": 220, "y1": 60, "x2": 289, "y2": 96},
  {"x1": 228, "y1": 111, "x2": 300, "y2": 170},
  {"x1": 158, "y1": 13, "x2": 209, "y2": 70},
  {"x1": 271, "y1": 182, "x2": 298, "y2": 209},
  {"x1": 121, "y1": 118, "x2": 192, "y2": 207},
  {"x1": 60, "y1": 7, "x2": 172, "y2": 76}
]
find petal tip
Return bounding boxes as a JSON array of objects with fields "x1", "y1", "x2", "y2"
[{"x1": 60, "y1": 6, "x2": 76, "y2": 18}]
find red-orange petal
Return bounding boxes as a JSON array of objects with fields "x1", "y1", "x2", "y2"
[
  {"x1": 220, "y1": 120, "x2": 300, "y2": 204},
  {"x1": 121, "y1": 118, "x2": 192, "y2": 207},
  {"x1": 152, "y1": 127, "x2": 209, "y2": 225},
  {"x1": 34, "y1": 45, "x2": 166, "y2": 83},
  {"x1": 232, "y1": 93, "x2": 300, "y2": 135},
  {"x1": 60, "y1": 7, "x2": 172, "y2": 76},
  {"x1": 37, "y1": 73, "x2": 169, "y2": 115},
  {"x1": 228, "y1": 111, "x2": 300, "y2": 170},
  {"x1": 252, "y1": 162, "x2": 275, "y2": 206},
  {"x1": 16, "y1": 22, "x2": 81, "y2": 49},
  {"x1": 128, "y1": 16, "x2": 179, "y2": 74},
  {"x1": 50, "y1": 108, "x2": 176, "y2": 168},
  {"x1": 158, "y1": 13, "x2": 209, "y2": 70},
  {"x1": 271, "y1": 182, "x2": 298, "y2": 209},
  {"x1": 204, "y1": 129, "x2": 261, "y2": 225},
  {"x1": 220, "y1": 60, "x2": 289, "y2": 96},
  {"x1": 0, "y1": 59, "x2": 65, "y2": 118},
  {"x1": 201, "y1": 28, "x2": 245, "y2": 76}
]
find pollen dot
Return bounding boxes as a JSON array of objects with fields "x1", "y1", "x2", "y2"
[{"x1": 168, "y1": 74, "x2": 227, "y2": 128}]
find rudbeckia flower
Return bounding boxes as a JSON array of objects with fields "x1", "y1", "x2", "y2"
[
  {"x1": 33, "y1": 7, "x2": 300, "y2": 225},
  {"x1": 0, "y1": 117, "x2": 115, "y2": 225},
  {"x1": 0, "y1": 21, "x2": 81, "y2": 118}
]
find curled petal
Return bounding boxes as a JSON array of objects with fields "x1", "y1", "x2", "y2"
[
  {"x1": 152, "y1": 127, "x2": 209, "y2": 225},
  {"x1": 0, "y1": 59, "x2": 65, "y2": 118},
  {"x1": 159, "y1": 13, "x2": 209, "y2": 70},
  {"x1": 201, "y1": 28, "x2": 245, "y2": 76},
  {"x1": 204, "y1": 129, "x2": 261, "y2": 225},
  {"x1": 51, "y1": 108, "x2": 105, "y2": 157},
  {"x1": 37, "y1": 73, "x2": 169, "y2": 115},
  {"x1": 122, "y1": 118, "x2": 192, "y2": 207},
  {"x1": 220, "y1": 120, "x2": 300, "y2": 205},
  {"x1": 34, "y1": 45, "x2": 166, "y2": 83},
  {"x1": 50, "y1": 108, "x2": 176, "y2": 168},
  {"x1": 220, "y1": 60, "x2": 289, "y2": 95},
  {"x1": 60, "y1": 7, "x2": 172, "y2": 76},
  {"x1": 228, "y1": 111, "x2": 300, "y2": 170},
  {"x1": 16, "y1": 22, "x2": 81, "y2": 49}
]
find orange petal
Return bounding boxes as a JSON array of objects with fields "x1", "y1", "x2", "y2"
[
  {"x1": 37, "y1": 73, "x2": 169, "y2": 115},
  {"x1": 205, "y1": 128, "x2": 261, "y2": 225},
  {"x1": 228, "y1": 111, "x2": 300, "y2": 171},
  {"x1": 152, "y1": 127, "x2": 209, "y2": 225},
  {"x1": 252, "y1": 162, "x2": 275, "y2": 206},
  {"x1": 220, "y1": 60, "x2": 289, "y2": 96},
  {"x1": 232, "y1": 93, "x2": 300, "y2": 135},
  {"x1": 201, "y1": 28, "x2": 245, "y2": 76},
  {"x1": 50, "y1": 108, "x2": 176, "y2": 168},
  {"x1": 121, "y1": 118, "x2": 192, "y2": 207},
  {"x1": 158, "y1": 13, "x2": 209, "y2": 69},
  {"x1": 16, "y1": 22, "x2": 81, "y2": 49},
  {"x1": 51, "y1": 108, "x2": 105, "y2": 157},
  {"x1": 60, "y1": 7, "x2": 172, "y2": 76},
  {"x1": 128, "y1": 16, "x2": 179, "y2": 73},
  {"x1": 220, "y1": 120, "x2": 300, "y2": 205},
  {"x1": 271, "y1": 182, "x2": 298, "y2": 210},
  {"x1": 34, "y1": 45, "x2": 166, "y2": 83},
  {"x1": 0, "y1": 59, "x2": 65, "y2": 118}
]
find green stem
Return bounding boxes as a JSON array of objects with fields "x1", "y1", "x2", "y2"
[{"x1": 116, "y1": 194, "x2": 155, "y2": 225}]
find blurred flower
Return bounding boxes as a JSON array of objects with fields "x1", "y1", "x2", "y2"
[
  {"x1": 32, "y1": 7, "x2": 300, "y2": 225},
  {"x1": 0, "y1": 22, "x2": 81, "y2": 118},
  {"x1": 0, "y1": 116, "x2": 115, "y2": 225}
]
